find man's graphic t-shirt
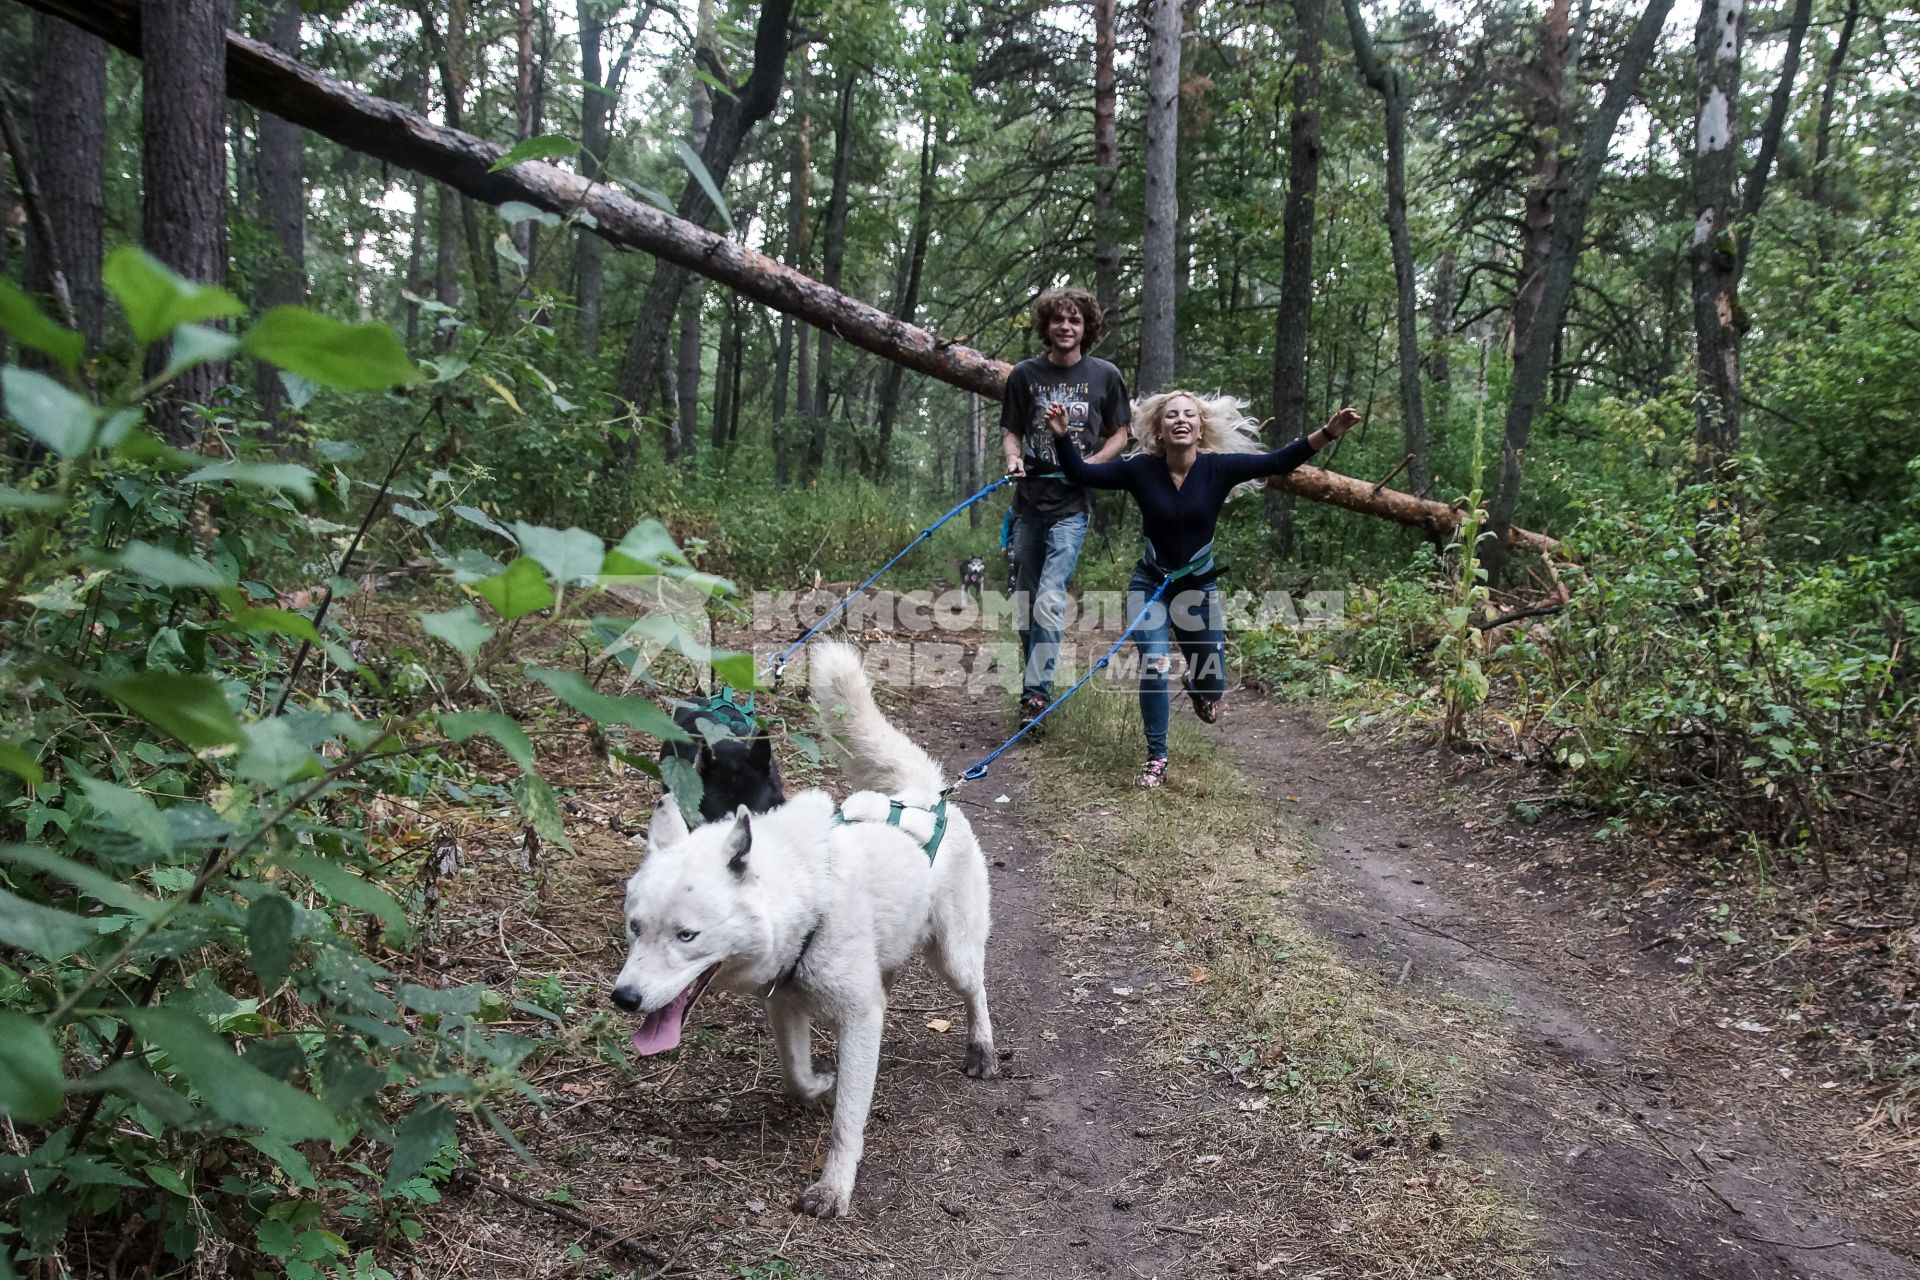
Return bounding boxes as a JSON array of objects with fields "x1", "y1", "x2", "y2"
[{"x1": 999, "y1": 353, "x2": 1131, "y2": 519}]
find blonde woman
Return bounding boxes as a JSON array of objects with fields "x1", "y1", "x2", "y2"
[{"x1": 1049, "y1": 392, "x2": 1360, "y2": 787}]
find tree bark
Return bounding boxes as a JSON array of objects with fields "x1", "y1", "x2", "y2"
[
  {"x1": 1483, "y1": 0, "x2": 1676, "y2": 581},
  {"x1": 776, "y1": 51, "x2": 812, "y2": 484},
  {"x1": 873, "y1": 114, "x2": 936, "y2": 475},
  {"x1": 1689, "y1": 0, "x2": 1749, "y2": 481},
  {"x1": 612, "y1": 0, "x2": 797, "y2": 437},
  {"x1": 141, "y1": 0, "x2": 229, "y2": 445},
  {"x1": 1428, "y1": 247, "x2": 1455, "y2": 437},
  {"x1": 1513, "y1": 0, "x2": 1571, "y2": 356},
  {"x1": 812, "y1": 70, "x2": 856, "y2": 430},
  {"x1": 1264, "y1": 0, "x2": 1325, "y2": 558},
  {"x1": 1138, "y1": 0, "x2": 1181, "y2": 393},
  {"x1": 19, "y1": 0, "x2": 1557, "y2": 556},
  {"x1": 25, "y1": 13, "x2": 107, "y2": 347},
  {"x1": 1091, "y1": 0, "x2": 1120, "y2": 320},
  {"x1": 254, "y1": 0, "x2": 305, "y2": 429},
  {"x1": 1810, "y1": 0, "x2": 1860, "y2": 265},
  {"x1": 1341, "y1": 0, "x2": 1429, "y2": 499},
  {"x1": 674, "y1": 0, "x2": 716, "y2": 459}
]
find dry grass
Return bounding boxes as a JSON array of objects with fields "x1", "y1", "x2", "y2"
[{"x1": 1023, "y1": 688, "x2": 1535, "y2": 1279}]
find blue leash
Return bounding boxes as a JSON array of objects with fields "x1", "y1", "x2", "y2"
[
  {"x1": 953, "y1": 572, "x2": 1176, "y2": 783},
  {"x1": 770, "y1": 475, "x2": 1013, "y2": 677}
]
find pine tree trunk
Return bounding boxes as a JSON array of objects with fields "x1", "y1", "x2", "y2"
[
  {"x1": 142, "y1": 0, "x2": 229, "y2": 445},
  {"x1": 774, "y1": 54, "x2": 811, "y2": 484},
  {"x1": 813, "y1": 71, "x2": 856, "y2": 423},
  {"x1": 1428, "y1": 247, "x2": 1455, "y2": 440},
  {"x1": 26, "y1": 13, "x2": 107, "y2": 347},
  {"x1": 1264, "y1": 0, "x2": 1325, "y2": 558},
  {"x1": 433, "y1": 181, "x2": 460, "y2": 354},
  {"x1": 254, "y1": 0, "x2": 305, "y2": 430},
  {"x1": 1091, "y1": 0, "x2": 1120, "y2": 321},
  {"x1": 576, "y1": 0, "x2": 608, "y2": 356},
  {"x1": 1689, "y1": 0, "x2": 1745, "y2": 481},
  {"x1": 1513, "y1": 0, "x2": 1571, "y2": 355},
  {"x1": 676, "y1": 295, "x2": 702, "y2": 456},
  {"x1": 1810, "y1": 0, "x2": 1860, "y2": 265},
  {"x1": 1341, "y1": 0, "x2": 1429, "y2": 498},
  {"x1": 1483, "y1": 0, "x2": 1676, "y2": 581},
  {"x1": 873, "y1": 116, "x2": 935, "y2": 477},
  {"x1": 612, "y1": 0, "x2": 796, "y2": 439},
  {"x1": 1137, "y1": 0, "x2": 1181, "y2": 393}
]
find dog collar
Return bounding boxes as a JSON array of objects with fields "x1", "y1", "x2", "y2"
[{"x1": 767, "y1": 921, "x2": 821, "y2": 999}]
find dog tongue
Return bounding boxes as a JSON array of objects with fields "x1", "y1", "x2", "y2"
[{"x1": 630, "y1": 980, "x2": 699, "y2": 1056}]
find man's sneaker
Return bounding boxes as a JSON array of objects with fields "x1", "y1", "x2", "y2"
[
  {"x1": 1018, "y1": 693, "x2": 1049, "y2": 732},
  {"x1": 1136, "y1": 757, "x2": 1169, "y2": 789}
]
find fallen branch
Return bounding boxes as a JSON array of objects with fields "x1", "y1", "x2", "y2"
[{"x1": 451, "y1": 1170, "x2": 670, "y2": 1266}]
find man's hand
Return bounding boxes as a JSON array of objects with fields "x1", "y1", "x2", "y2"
[
  {"x1": 1044, "y1": 402, "x2": 1071, "y2": 438},
  {"x1": 1005, "y1": 455, "x2": 1027, "y2": 478},
  {"x1": 1323, "y1": 407, "x2": 1362, "y2": 440}
]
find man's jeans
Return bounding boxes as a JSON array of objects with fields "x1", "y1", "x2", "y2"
[
  {"x1": 1128, "y1": 566, "x2": 1225, "y2": 760},
  {"x1": 1010, "y1": 511, "x2": 1089, "y2": 701}
]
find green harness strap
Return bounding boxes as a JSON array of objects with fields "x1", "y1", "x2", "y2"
[{"x1": 834, "y1": 797, "x2": 949, "y2": 863}]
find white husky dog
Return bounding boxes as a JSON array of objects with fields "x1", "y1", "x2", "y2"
[{"x1": 612, "y1": 641, "x2": 997, "y2": 1217}]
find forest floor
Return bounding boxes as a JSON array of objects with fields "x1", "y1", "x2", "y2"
[{"x1": 397, "y1": 614, "x2": 1919, "y2": 1280}]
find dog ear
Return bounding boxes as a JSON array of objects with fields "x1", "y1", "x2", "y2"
[
  {"x1": 649, "y1": 794, "x2": 691, "y2": 851},
  {"x1": 722, "y1": 807, "x2": 752, "y2": 876},
  {"x1": 748, "y1": 733, "x2": 773, "y2": 769}
]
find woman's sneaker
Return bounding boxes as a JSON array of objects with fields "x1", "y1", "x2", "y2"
[
  {"x1": 1018, "y1": 693, "x2": 1049, "y2": 733},
  {"x1": 1184, "y1": 679, "x2": 1224, "y2": 724},
  {"x1": 1136, "y1": 757, "x2": 1169, "y2": 789}
]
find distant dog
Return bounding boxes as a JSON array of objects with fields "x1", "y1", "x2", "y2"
[
  {"x1": 615, "y1": 643, "x2": 996, "y2": 1217},
  {"x1": 661, "y1": 698, "x2": 784, "y2": 821},
  {"x1": 959, "y1": 555, "x2": 986, "y2": 596}
]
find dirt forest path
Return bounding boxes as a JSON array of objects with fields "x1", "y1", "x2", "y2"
[{"x1": 420, "y1": 640, "x2": 1920, "y2": 1280}]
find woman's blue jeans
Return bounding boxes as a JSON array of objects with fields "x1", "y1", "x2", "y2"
[{"x1": 1127, "y1": 565, "x2": 1225, "y2": 760}]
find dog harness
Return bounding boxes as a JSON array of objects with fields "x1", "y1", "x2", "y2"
[
  {"x1": 679, "y1": 686, "x2": 759, "y2": 738},
  {"x1": 832, "y1": 795, "x2": 950, "y2": 863},
  {"x1": 1139, "y1": 537, "x2": 1220, "y2": 590}
]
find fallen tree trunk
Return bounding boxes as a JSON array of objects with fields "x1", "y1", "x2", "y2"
[{"x1": 19, "y1": 0, "x2": 1559, "y2": 559}]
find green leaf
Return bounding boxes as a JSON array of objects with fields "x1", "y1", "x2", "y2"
[
  {"x1": 525, "y1": 668, "x2": 685, "y2": 740},
  {"x1": 710, "y1": 649, "x2": 758, "y2": 692},
  {"x1": 247, "y1": 892, "x2": 295, "y2": 993},
  {"x1": 420, "y1": 605, "x2": 494, "y2": 657},
  {"x1": 498, "y1": 200, "x2": 562, "y2": 228},
  {"x1": 106, "y1": 672, "x2": 245, "y2": 751},
  {"x1": 226, "y1": 605, "x2": 321, "y2": 644},
  {"x1": 511, "y1": 776, "x2": 572, "y2": 849},
  {"x1": 236, "y1": 718, "x2": 326, "y2": 787},
  {"x1": 183, "y1": 461, "x2": 318, "y2": 502},
  {"x1": 513, "y1": 523, "x2": 605, "y2": 586},
  {"x1": 0, "y1": 743, "x2": 44, "y2": 787},
  {"x1": 2, "y1": 367, "x2": 96, "y2": 456},
  {"x1": 609, "y1": 517, "x2": 691, "y2": 570},
  {"x1": 0, "y1": 1013, "x2": 64, "y2": 1123},
  {"x1": 75, "y1": 774, "x2": 174, "y2": 856},
  {"x1": 163, "y1": 323, "x2": 240, "y2": 377},
  {"x1": 0, "y1": 888, "x2": 97, "y2": 959},
  {"x1": 0, "y1": 844, "x2": 161, "y2": 917},
  {"x1": 0, "y1": 485, "x2": 66, "y2": 513},
  {"x1": 488, "y1": 135, "x2": 576, "y2": 171},
  {"x1": 657, "y1": 755, "x2": 705, "y2": 826},
  {"x1": 493, "y1": 232, "x2": 527, "y2": 269},
  {"x1": 103, "y1": 246, "x2": 245, "y2": 343},
  {"x1": 0, "y1": 278, "x2": 84, "y2": 368},
  {"x1": 118, "y1": 541, "x2": 231, "y2": 590},
  {"x1": 284, "y1": 855, "x2": 407, "y2": 933},
  {"x1": 451, "y1": 504, "x2": 514, "y2": 541},
  {"x1": 127, "y1": 1007, "x2": 340, "y2": 1143},
  {"x1": 146, "y1": 1164, "x2": 193, "y2": 1197},
  {"x1": 674, "y1": 139, "x2": 734, "y2": 234},
  {"x1": 383, "y1": 1102, "x2": 455, "y2": 1196},
  {"x1": 440, "y1": 710, "x2": 536, "y2": 774},
  {"x1": 243, "y1": 307, "x2": 420, "y2": 390},
  {"x1": 246, "y1": 1133, "x2": 318, "y2": 1190},
  {"x1": 473, "y1": 557, "x2": 554, "y2": 621}
]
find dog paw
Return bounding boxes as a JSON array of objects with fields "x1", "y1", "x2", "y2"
[
  {"x1": 787, "y1": 1070, "x2": 836, "y2": 1103},
  {"x1": 964, "y1": 1043, "x2": 999, "y2": 1080},
  {"x1": 798, "y1": 1178, "x2": 852, "y2": 1218}
]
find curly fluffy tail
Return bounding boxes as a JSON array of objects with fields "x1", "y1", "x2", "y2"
[{"x1": 809, "y1": 641, "x2": 946, "y2": 800}]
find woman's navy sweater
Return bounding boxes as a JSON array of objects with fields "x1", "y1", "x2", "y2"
[{"x1": 1055, "y1": 432, "x2": 1319, "y2": 572}]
